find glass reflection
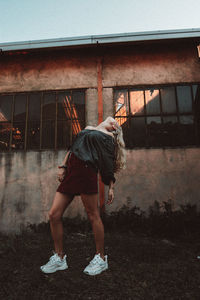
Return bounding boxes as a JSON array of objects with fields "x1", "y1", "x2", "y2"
[
  {"x1": 145, "y1": 89, "x2": 160, "y2": 115},
  {"x1": 176, "y1": 86, "x2": 193, "y2": 113},
  {"x1": 130, "y1": 90, "x2": 144, "y2": 115},
  {"x1": 114, "y1": 90, "x2": 128, "y2": 125},
  {"x1": 160, "y1": 87, "x2": 177, "y2": 114}
]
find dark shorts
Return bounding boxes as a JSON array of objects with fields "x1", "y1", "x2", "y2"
[{"x1": 57, "y1": 152, "x2": 98, "y2": 196}]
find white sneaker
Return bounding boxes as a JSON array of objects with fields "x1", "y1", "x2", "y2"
[
  {"x1": 83, "y1": 253, "x2": 108, "y2": 276},
  {"x1": 40, "y1": 253, "x2": 68, "y2": 274}
]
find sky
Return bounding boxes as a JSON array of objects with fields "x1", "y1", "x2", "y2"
[{"x1": 0, "y1": 0, "x2": 200, "y2": 43}]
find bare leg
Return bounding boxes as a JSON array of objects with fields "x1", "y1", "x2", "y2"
[
  {"x1": 48, "y1": 192, "x2": 73, "y2": 258},
  {"x1": 81, "y1": 193, "x2": 105, "y2": 259}
]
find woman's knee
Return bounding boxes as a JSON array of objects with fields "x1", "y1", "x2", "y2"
[
  {"x1": 87, "y1": 210, "x2": 100, "y2": 223},
  {"x1": 48, "y1": 210, "x2": 62, "y2": 223}
]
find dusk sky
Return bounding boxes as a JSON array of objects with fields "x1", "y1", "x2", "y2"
[{"x1": 0, "y1": 0, "x2": 200, "y2": 43}]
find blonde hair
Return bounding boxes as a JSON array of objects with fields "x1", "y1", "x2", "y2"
[{"x1": 113, "y1": 125, "x2": 126, "y2": 173}]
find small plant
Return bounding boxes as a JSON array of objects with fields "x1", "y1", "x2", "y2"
[{"x1": 24, "y1": 199, "x2": 200, "y2": 239}]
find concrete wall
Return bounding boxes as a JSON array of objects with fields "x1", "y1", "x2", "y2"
[
  {"x1": 0, "y1": 49, "x2": 98, "y2": 92},
  {"x1": 1, "y1": 148, "x2": 200, "y2": 233},
  {"x1": 0, "y1": 151, "x2": 86, "y2": 233},
  {"x1": 1, "y1": 42, "x2": 200, "y2": 93},
  {"x1": 1, "y1": 40, "x2": 200, "y2": 233},
  {"x1": 102, "y1": 43, "x2": 200, "y2": 86},
  {"x1": 108, "y1": 148, "x2": 200, "y2": 213}
]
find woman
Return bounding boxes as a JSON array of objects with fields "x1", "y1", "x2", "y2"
[{"x1": 40, "y1": 116, "x2": 126, "y2": 276}]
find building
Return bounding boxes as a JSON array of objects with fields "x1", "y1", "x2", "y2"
[{"x1": 1, "y1": 28, "x2": 200, "y2": 233}]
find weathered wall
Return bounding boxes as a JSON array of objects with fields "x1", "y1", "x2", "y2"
[
  {"x1": 86, "y1": 88, "x2": 98, "y2": 126},
  {"x1": 1, "y1": 42, "x2": 200, "y2": 94},
  {"x1": 0, "y1": 49, "x2": 98, "y2": 92},
  {"x1": 0, "y1": 151, "x2": 87, "y2": 233},
  {"x1": 1, "y1": 148, "x2": 200, "y2": 233},
  {"x1": 1, "y1": 40, "x2": 200, "y2": 233},
  {"x1": 107, "y1": 148, "x2": 200, "y2": 213},
  {"x1": 103, "y1": 43, "x2": 200, "y2": 86}
]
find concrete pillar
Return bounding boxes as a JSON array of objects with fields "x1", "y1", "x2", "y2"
[
  {"x1": 103, "y1": 87, "x2": 114, "y2": 119},
  {"x1": 86, "y1": 88, "x2": 98, "y2": 126}
]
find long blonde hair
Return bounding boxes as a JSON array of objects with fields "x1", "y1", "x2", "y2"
[{"x1": 113, "y1": 125, "x2": 126, "y2": 173}]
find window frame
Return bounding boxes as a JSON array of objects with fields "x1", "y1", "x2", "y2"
[
  {"x1": 0, "y1": 88, "x2": 86, "y2": 152},
  {"x1": 113, "y1": 83, "x2": 200, "y2": 149}
]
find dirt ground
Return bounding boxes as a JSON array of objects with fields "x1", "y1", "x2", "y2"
[{"x1": 1, "y1": 219, "x2": 200, "y2": 300}]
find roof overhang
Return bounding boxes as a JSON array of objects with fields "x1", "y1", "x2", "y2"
[{"x1": 0, "y1": 28, "x2": 200, "y2": 53}]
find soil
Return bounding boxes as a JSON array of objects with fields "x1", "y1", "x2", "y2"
[{"x1": 1, "y1": 222, "x2": 200, "y2": 300}]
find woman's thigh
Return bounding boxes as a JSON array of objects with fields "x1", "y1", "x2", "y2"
[
  {"x1": 81, "y1": 193, "x2": 99, "y2": 217},
  {"x1": 49, "y1": 192, "x2": 74, "y2": 217}
]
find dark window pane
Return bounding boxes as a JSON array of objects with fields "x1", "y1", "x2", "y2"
[
  {"x1": 129, "y1": 117, "x2": 146, "y2": 147},
  {"x1": 28, "y1": 93, "x2": 41, "y2": 121},
  {"x1": 71, "y1": 119, "x2": 83, "y2": 136},
  {"x1": 43, "y1": 93, "x2": 56, "y2": 120},
  {"x1": 179, "y1": 115, "x2": 195, "y2": 145},
  {"x1": 114, "y1": 117, "x2": 129, "y2": 147},
  {"x1": 114, "y1": 90, "x2": 129, "y2": 118},
  {"x1": 14, "y1": 94, "x2": 27, "y2": 122},
  {"x1": 145, "y1": 89, "x2": 160, "y2": 115},
  {"x1": 12, "y1": 122, "x2": 25, "y2": 150},
  {"x1": 147, "y1": 116, "x2": 162, "y2": 124},
  {"x1": 57, "y1": 120, "x2": 71, "y2": 149},
  {"x1": 57, "y1": 92, "x2": 71, "y2": 120},
  {"x1": 72, "y1": 91, "x2": 85, "y2": 105},
  {"x1": 160, "y1": 87, "x2": 177, "y2": 114},
  {"x1": 42, "y1": 120, "x2": 55, "y2": 149},
  {"x1": 177, "y1": 86, "x2": 193, "y2": 113},
  {"x1": 163, "y1": 116, "x2": 178, "y2": 123},
  {"x1": 0, "y1": 122, "x2": 11, "y2": 150},
  {"x1": 180, "y1": 115, "x2": 193, "y2": 125},
  {"x1": 130, "y1": 90, "x2": 144, "y2": 115},
  {"x1": 27, "y1": 121, "x2": 40, "y2": 149},
  {"x1": 72, "y1": 91, "x2": 85, "y2": 121},
  {"x1": 0, "y1": 95, "x2": 13, "y2": 122},
  {"x1": 121, "y1": 118, "x2": 129, "y2": 147},
  {"x1": 192, "y1": 85, "x2": 198, "y2": 100},
  {"x1": 162, "y1": 116, "x2": 179, "y2": 146},
  {"x1": 147, "y1": 116, "x2": 162, "y2": 147}
]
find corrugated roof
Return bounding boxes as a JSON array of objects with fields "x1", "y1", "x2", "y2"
[{"x1": 0, "y1": 28, "x2": 200, "y2": 52}]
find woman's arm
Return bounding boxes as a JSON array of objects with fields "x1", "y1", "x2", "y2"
[
  {"x1": 57, "y1": 151, "x2": 71, "y2": 182},
  {"x1": 85, "y1": 125, "x2": 96, "y2": 130},
  {"x1": 61, "y1": 151, "x2": 71, "y2": 166},
  {"x1": 107, "y1": 180, "x2": 114, "y2": 205}
]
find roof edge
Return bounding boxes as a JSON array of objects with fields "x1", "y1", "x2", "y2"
[{"x1": 1, "y1": 28, "x2": 200, "y2": 52}]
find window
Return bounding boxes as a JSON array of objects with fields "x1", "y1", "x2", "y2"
[
  {"x1": 0, "y1": 90, "x2": 85, "y2": 151},
  {"x1": 114, "y1": 84, "x2": 200, "y2": 148}
]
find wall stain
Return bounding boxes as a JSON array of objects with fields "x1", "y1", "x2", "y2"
[
  {"x1": 4, "y1": 153, "x2": 13, "y2": 186},
  {"x1": 14, "y1": 200, "x2": 27, "y2": 214}
]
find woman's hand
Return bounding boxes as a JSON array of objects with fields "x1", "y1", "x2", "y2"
[
  {"x1": 107, "y1": 187, "x2": 114, "y2": 205},
  {"x1": 57, "y1": 168, "x2": 67, "y2": 182}
]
